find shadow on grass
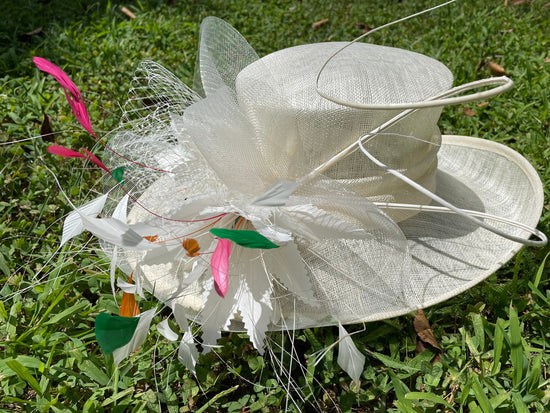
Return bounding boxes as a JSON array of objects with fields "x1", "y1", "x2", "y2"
[{"x1": 0, "y1": 0, "x2": 168, "y2": 75}]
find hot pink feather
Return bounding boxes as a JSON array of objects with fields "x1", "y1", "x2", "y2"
[
  {"x1": 47, "y1": 145, "x2": 110, "y2": 173},
  {"x1": 211, "y1": 238, "x2": 231, "y2": 297},
  {"x1": 33, "y1": 57, "x2": 96, "y2": 137}
]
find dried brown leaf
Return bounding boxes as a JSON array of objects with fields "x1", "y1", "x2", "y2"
[
  {"x1": 414, "y1": 310, "x2": 442, "y2": 352},
  {"x1": 489, "y1": 61, "x2": 506, "y2": 76},
  {"x1": 544, "y1": 57, "x2": 550, "y2": 63},
  {"x1": 462, "y1": 107, "x2": 476, "y2": 117},
  {"x1": 415, "y1": 337, "x2": 428, "y2": 355},
  {"x1": 40, "y1": 113, "x2": 54, "y2": 142},
  {"x1": 356, "y1": 23, "x2": 372, "y2": 33},
  {"x1": 312, "y1": 18, "x2": 329, "y2": 29},
  {"x1": 25, "y1": 27, "x2": 43, "y2": 36},
  {"x1": 477, "y1": 101, "x2": 489, "y2": 108},
  {"x1": 121, "y1": 6, "x2": 136, "y2": 19},
  {"x1": 512, "y1": 0, "x2": 534, "y2": 4}
]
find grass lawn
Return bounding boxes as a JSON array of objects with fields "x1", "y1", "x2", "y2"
[{"x1": 1, "y1": 0, "x2": 549, "y2": 411}]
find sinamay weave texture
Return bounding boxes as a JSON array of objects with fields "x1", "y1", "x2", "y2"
[
  {"x1": 99, "y1": 16, "x2": 543, "y2": 335},
  {"x1": 236, "y1": 42, "x2": 452, "y2": 221}
]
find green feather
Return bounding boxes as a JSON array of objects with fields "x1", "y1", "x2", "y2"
[
  {"x1": 210, "y1": 228, "x2": 279, "y2": 249},
  {"x1": 95, "y1": 312, "x2": 139, "y2": 354}
]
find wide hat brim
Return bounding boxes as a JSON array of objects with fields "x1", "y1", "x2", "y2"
[{"x1": 378, "y1": 134, "x2": 543, "y2": 320}]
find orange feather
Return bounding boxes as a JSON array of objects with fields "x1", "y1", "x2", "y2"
[{"x1": 119, "y1": 273, "x2": 140, "y2": 317}]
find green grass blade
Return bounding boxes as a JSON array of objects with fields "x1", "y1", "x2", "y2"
[
  {"x1": 488, "y1": 392, "x2": 510, "y2": 409},
  {"x1": 468, "y1": 401, "x2": 484, "y2": 413},
  {"x1": 527, "y1": 354, "x2": 542, "y2": 392},
  {"x1": 471, "y1": 313, "x2": 485, "y2": 352},
  {"x1": 39, "y1": 375, "x2": 49, "y2": 398},
  {"x1": 39, "y1": 394, "x2": 59, "y2": 413},
  {"x1": 77, "y1": 360, "x2": 110, "y2": 386},
  {"x1": 508, "y1": 304, "x2": 524, "y2": 388},
  {"x1": 460, "y1": 380, "x2": 473, "y2": 405},
  {"x1": 388, "y1": 369, "x2": 417, "y2": 412},
  {"x1": 101, "y1": 386, "x2": 135, "y2": 407},
  {"x1": 0, "y1": 300, "x2": 8, "y2": 321},
  {"x1": 394, "y1": 400, "x2": 419, "y2": 413},
  {"x1": 43, "y1": 301, "x2": 90, "y2": 325},
  {"x1": 465, "y1": 330, "x2": 481, "y2": 356},
  {"x1": 511, "y1": 391, "x2": 530, "y2": 413},
  {"x1": 303, "y1": 328, "x2": 323, "y2": 352},
  {"x1": 0, "y1": 252, "x2": 10, "y2": 276},
  {"x1": 471, "y1": 375, "x2": 495, "y2": 413},
  {"x1": 491, "y1": 318, "x2": 505, "y2": 375},
  {"x1": 17, "y1": 285, "x2": 72, "y2": 342},
  {"x1": 405, "y1": 391, "x2": 457, "y2": 412},
  {"x1": 366, "y1": 350, "x2": 420, "y2": 374},
  {"x1": 5, "y1": 359, "x2": 43, "y2": 396},
  {"x1": 533, "y1": 251, "x2": 550, "y2": 289},
  {"x1": 2, "y1": 397, "x2": 38, "y2": 406},
  {"x1": 195, "y1": 385, "x2": 239, "y2": 413}
]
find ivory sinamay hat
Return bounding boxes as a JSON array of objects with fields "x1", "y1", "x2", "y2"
[{"x1": 45, "y1": 16, "x2": 546, "y2": 377}]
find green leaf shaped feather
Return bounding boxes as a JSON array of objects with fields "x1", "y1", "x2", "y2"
[
  {"x1": 95, "y1": 312, "x2": 139, "y2": 354},
  {"x1": 210, "y1": 228, "x2": 279, "y2": 249},
  {"x1": 111, "y1": 166, "x2": 125, "y2": 185}
]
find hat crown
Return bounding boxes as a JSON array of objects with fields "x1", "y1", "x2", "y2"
[
  {"x1": 235, "y1": 42, "x2": 453, "y2": 220},
  {"x1": 238, "y1": 42, "x2": 453, "y2": 106}
]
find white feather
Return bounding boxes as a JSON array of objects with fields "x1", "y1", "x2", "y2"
[
  {"x1": 171, "y1": 302, "x2": 190, "y2": 331},
  {"x1": 61, "y1": 194, "x2": 107, "y2": 246},
  {"x1": 113, "y1": 308, "x2": 156, "y2": 367},
  {"x1": 252, "y1": 180, "x2": 299, "y2": 206},
  {"x1": 110, "y1": 246, "x2": 118, "y2": 303},
  {"x1": 112, "y1": 194, "x2": 129, "y2": 223},
  {"x1": 80, "y1": 216, "x2": 154, "y2": 250},
  {"x1": 178, "y1": 331, "x2": 199, "y2": 375},
  {"x1": 263, "y1": 241, "x2": 318, "y2": 304},
  {"x1": 337, "y1": 323, "x2": 365, "y2": 384},
  {"x1": 200, "y1": 278, "x2": 241, "y2": 354},
  {"x1": 117, "y1": 278, "x2": 137, "y2": 294},
  {"x1": 236, "y1": 254, "x2": 273, "y2": 354},
  {"x1": 157, "y1": 318, "x2": 178, "y2": 342}
]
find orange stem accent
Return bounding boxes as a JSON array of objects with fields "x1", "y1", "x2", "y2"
[{"x1": 235, "y1": 217, "x2": 245, "y2": 230}]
